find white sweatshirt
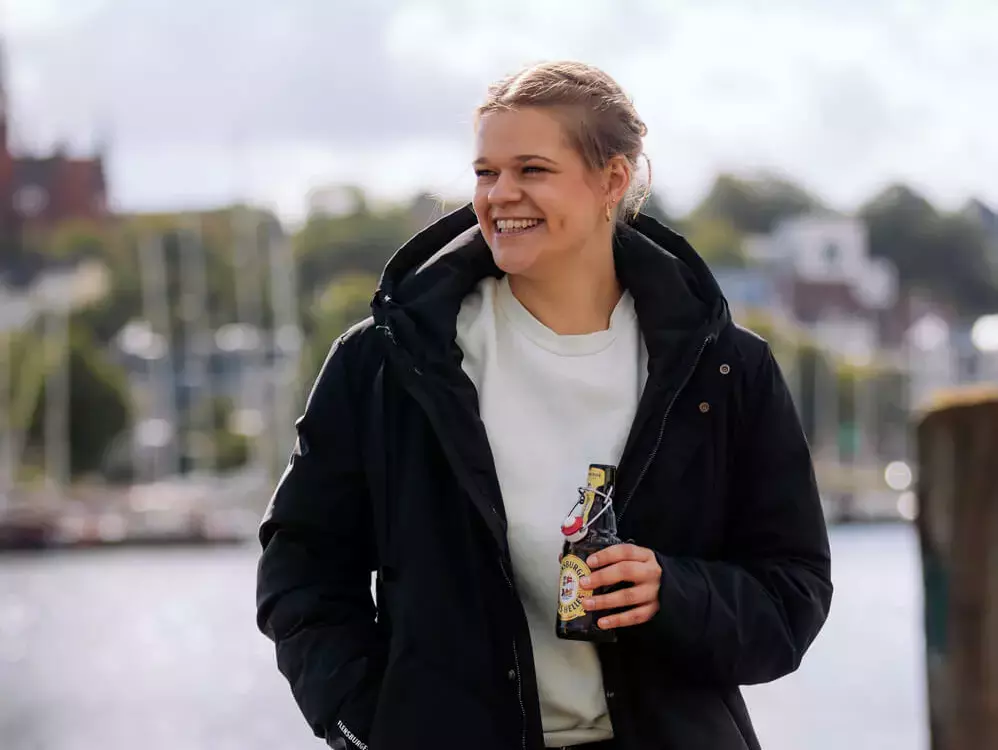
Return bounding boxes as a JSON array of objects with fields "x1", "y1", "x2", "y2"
[{"x1": 456, "y1": 275, "x2": 648, "y2": 747}]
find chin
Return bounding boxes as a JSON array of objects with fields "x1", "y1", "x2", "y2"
[
  {"x1": 491, "y1": 250, "x2": 545, "y2": 277},
  {"x1": 488, "y1": 240, "x2": 545, "y2": 277}
]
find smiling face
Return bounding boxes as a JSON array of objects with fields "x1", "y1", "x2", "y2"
[{"x1": 473, "y1": 107, "x2": 618, "y2": 279}]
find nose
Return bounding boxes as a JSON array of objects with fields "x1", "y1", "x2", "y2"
[{"x1": 488, "y1": 170, "x2": 521, "y2": 206}]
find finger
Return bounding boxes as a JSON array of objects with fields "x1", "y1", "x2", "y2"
[
  {"x1": 597, "y1": 602, "x2": 660, "y2": 630},
  {"x1": 587, "y1": 544, "x2": 652, "y2": 569},
  {"x1": 581, "y1": 560, "x2": 647, "y2": 590},
  {"x1": 584, "y1": 583, "x2": 657, "y2": 612}
]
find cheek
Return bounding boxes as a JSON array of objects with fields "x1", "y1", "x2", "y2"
[
  {"x1": 537, "y1": 184, "x2": 598, "y2": 231},
  {"x1": 472, "y1": 192, "x2": 492, "y2": 236},
  {"x1": 548, "y1": 202, "x2": 597, "y2": 239},
  {"x1": 530, "y1": 192, "x2": 572, "y2": 231},
  {"x1": 472, "y1": 188, "x2": 488, "y2": 217}
]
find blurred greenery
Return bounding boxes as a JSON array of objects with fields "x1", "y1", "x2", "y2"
[
  {"x1": 4, "y1": 173, "x2": 996, "y2": 485},
  {"x1": 207, "y1": 395, "x2": 252, "y2": 473},
  {"x1": 16, "y1": 321, "x2": 133, "y2": 480},
  {"x1": 861, "y1": 185, "x2": 998, "y2": 316},
  {"x1": 688, "y1": 173, "x2": 823, "y2": 235},
  {"x1": 303, "y1": 271, "x2": 380, "y2": 378},
  {"x1": 741, "y1": 308, "x2": 910, "y2": 461},
  {"x1": 678, "y1": 216, "x2": 746, "y2": 268}
]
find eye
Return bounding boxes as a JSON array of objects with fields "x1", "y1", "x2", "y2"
[
  {"x1": 522, "y1": 166, "x2": 548, "y2": 174},
  {"x1": 475, "y1": 168, "x2": 496, "y2": 178}
]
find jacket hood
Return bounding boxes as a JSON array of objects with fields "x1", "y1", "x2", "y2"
[{"x1": 372, "y1": 204, "x2": 730, "y2": 375}]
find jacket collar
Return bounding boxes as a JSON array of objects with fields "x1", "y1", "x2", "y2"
[{"x1": 372, "y1": 203, "x2": 730, "y2": 375}]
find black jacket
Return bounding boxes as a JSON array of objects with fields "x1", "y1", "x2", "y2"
[{"x1": 256, "y1": 206, "x2": 833, "y2": 750}]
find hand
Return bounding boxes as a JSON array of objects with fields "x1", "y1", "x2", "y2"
[{"x1": 579, "y1": 543, "x2": 662, "y2": 629}]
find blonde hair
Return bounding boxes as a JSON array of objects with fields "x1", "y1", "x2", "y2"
[{"x1": 476, "y1": 61, "x2": 652, "y2": 218}]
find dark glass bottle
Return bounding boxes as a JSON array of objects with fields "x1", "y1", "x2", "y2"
[{"x1": 556, "y1": 464, "x2": 623, "y2": 643}]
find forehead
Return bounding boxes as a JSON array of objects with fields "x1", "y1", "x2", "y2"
[{"x1": 475, "y1": 107, "x2": 574, "y2": 161}]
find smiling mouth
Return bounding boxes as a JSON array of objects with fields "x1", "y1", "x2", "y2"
[{"x1": 494, "y1": 218, "x2": 544, "y2": 236}]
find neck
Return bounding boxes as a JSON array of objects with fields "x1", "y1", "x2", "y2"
[{"x1": 508, "y1": 234, "x2": 622, "y2": 335}]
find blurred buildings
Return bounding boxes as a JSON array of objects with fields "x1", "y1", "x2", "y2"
[
  {"x1": 0, "y1": 41, "x2": 109, "y2": 240},
  {"x1": 719, "y1": 212, "x2": 998, "y2": 427},
  {"x1": 0, "y1": 21, "x2": 995, "y2": 533},
  {"x1": 963, "y1": 199, "x2": 998, "y2": 269},
  {"x1": 741, "y1": 212, "x2": 899, "y2": 362}
]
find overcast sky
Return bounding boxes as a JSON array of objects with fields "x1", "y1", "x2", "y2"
[{"x1": 3, "y1": 0, "x2": 996, "y2": 223}]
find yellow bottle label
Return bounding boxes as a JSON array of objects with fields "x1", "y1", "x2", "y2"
[
  {"x1": 558, "y1": 554, "x2": 594, "y2": 622},
  {"x1": 581, "y1": 466, "x2": 606, "y2": 526}
]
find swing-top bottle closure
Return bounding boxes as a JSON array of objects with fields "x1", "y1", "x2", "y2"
[{"x1": 561, "y1": 483, "x2": 615, "y2": 543}]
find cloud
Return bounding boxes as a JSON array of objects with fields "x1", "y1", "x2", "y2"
[
  {"x1": 611, "y1": 2, "x2": 998, "y2": 210},
  {"x1": 5, "y1": 0, "x2": 997, "y2": 218},
  {"x1": 9, "y1": 0, "x2": 485, "y2": 148}
]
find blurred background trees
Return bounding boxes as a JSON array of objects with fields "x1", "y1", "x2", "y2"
[{"x1": 6, "y1": 175, "x2": 996, "y2": 486}]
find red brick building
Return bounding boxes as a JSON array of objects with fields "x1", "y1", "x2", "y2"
[{"x1": 0, "y1": 47, "x2": 109, "y2": 237}]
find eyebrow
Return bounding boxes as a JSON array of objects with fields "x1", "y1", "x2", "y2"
[{"x1": 473, "y1": 154, "x2": 558, "y2": 166}]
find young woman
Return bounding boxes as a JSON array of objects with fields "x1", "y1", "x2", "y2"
[{"x1": 257, "y1": 61, "x2": 832, "y2": 750}]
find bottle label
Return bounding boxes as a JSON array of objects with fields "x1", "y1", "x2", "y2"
[
  {"x1": 558, "y1": 554, "x2": 594, "y2": 622},
  {"x1": 586, "y1": 466, "x2": 607, "y2": 501}
]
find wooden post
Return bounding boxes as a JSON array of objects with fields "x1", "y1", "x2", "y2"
[{"x1": 916, "y1": 387, "x2": 998, "y2": 750}]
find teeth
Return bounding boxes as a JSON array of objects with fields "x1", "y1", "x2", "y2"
[{"x1": 496, "y1": 219, "x2": 540, "y2": 233}]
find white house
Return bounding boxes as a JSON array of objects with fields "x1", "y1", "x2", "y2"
[{"x1": 744, "y1": 213, "x2": 899, "y2": 363}]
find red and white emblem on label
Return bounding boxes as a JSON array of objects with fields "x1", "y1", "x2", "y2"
[{"x1": 558, "y1": 554, "x2": 594, "y2": 621}]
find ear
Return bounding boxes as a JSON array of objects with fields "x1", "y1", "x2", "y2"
[{"x1": 605, "y1": 155, "x2": 632, "y2": 207}]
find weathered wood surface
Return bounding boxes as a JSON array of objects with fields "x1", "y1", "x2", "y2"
[{"x1": 916, "y1": 389, "x2": 998, "y2": 750}]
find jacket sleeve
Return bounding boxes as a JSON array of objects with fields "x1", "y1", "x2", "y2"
[
  {"x1": 256, "y1": 331, "x2": 386, "y2": 748},
  {"x1": 627, "y1": 343, "x2": 833, "y2": 686}
]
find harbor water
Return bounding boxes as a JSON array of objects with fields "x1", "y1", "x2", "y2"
[{"x1": 0, "y1": 524, "x2": 926, "y2": 750}]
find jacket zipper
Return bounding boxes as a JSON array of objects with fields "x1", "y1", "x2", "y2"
[
  {"x1": 377, "y1": 316, "x2": 557, "y2": 750},
  {"x1": 499, "y1": 558, "x2": 528, "y2": 750},
  {"x1": 378, "y1": 321, "x2": 509, "y2": 552},
  {"x1": 617, "y1": 334, "x2": 713, "y2": 523}
]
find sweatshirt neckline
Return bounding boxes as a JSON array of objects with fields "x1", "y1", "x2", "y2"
[{"x1": 495, "y1": 275, "x2": 636, "y2": 357}]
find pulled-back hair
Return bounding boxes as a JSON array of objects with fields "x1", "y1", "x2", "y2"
[{"x1": 476, "y1": 61, "x2": 652, "y2": 218}]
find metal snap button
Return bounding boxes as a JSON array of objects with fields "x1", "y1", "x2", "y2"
[
  {"x1": 719, "y1": 363, "x2": 731, "y2": 375},
  {"x1": 508, "y1": 669, "x2": 516, "y2": 681},
  {"x1": 699, "y1": 402, "x2": 710, "y2": 413}
]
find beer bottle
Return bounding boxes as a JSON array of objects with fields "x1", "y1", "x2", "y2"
[{"x1": 556, "y1": 463, "x2": 623, "y2": 643}]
